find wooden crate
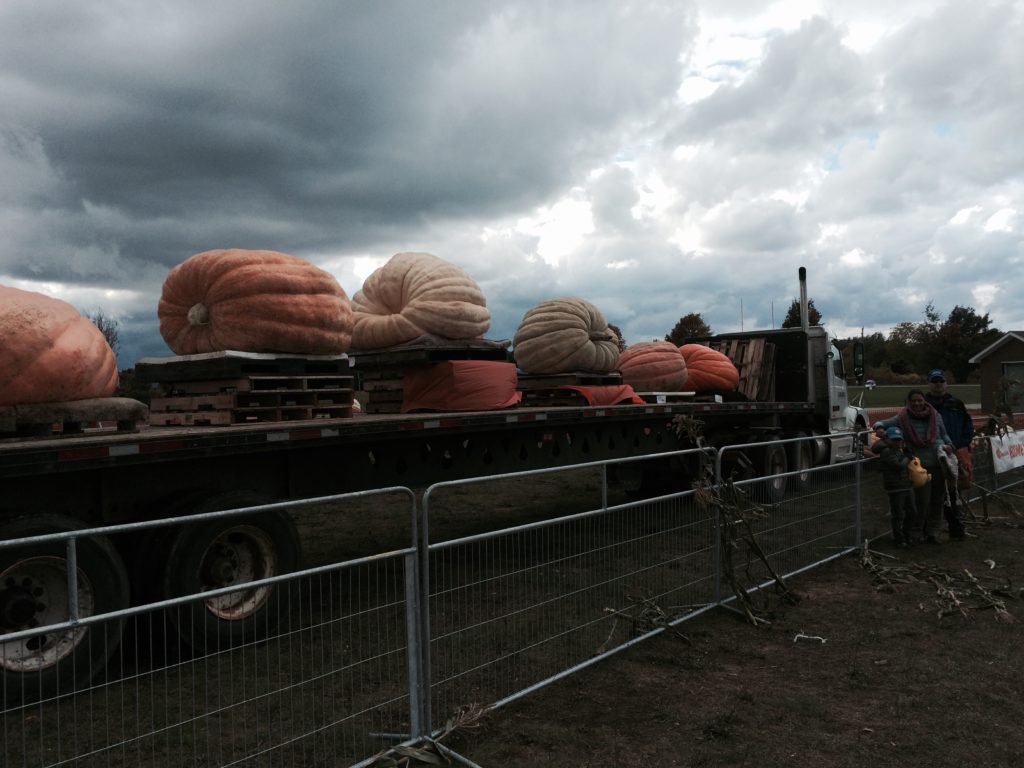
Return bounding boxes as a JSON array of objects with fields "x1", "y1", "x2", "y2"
[{"x1": 708, "y1": 339, "x2": 776, "y2": 401}]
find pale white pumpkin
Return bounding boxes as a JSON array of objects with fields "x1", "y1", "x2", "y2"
[
  {"x1": 351, "y1": 252, "x2": 491, "y2": 349},
  {"x1": 513, "y1": 297, "x2": 619, "y2": 374}
]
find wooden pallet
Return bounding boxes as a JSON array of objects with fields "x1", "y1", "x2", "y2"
[
  {"x1": 516, "y1": 371, "x2": 623, "y2": 390},
  {"x1": 165, "y1": 374, "x2": 354, "y2": 395},
  {"x1": 708, "y1": 339, "x2": 776, "y2": 401},
  {"x1": 149, "y1": 405, "x2": 352, "y2": 427},
  {"x1": 135, "y1": 350, "x2": 350, "y2": 384},
  {"x1": 636, "y1": 392, "x2": 698, "y2": 404},
  {"x1": 519, "y1": 389, "x2": 592, "y2": 408},
  {"x1": 0, "y1": 397, "x2": 148, "y2": 437}
]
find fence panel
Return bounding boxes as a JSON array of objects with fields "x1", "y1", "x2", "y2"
[
  {"x1": 422, "y1": 452, "x2": 715, "y2": 732},
  {"x1": 1, "y1": 488, "x2": 418, "y2": 768}
]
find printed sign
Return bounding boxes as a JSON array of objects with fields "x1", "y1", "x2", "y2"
[{"x1": 990, "y1": 430, "x2": 1024, "y2": 474}]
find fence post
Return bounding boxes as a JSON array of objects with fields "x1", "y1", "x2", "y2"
[
  {"x1": 713, "y1": 446, "x2": 723, "y2": 607},
  {"x1": 854, "y1": 444, "x2": 863, "y2": 547}
]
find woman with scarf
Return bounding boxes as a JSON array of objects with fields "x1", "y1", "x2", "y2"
[{"x1": 874, "y1": 389, "x2": 957, "y2": 543}]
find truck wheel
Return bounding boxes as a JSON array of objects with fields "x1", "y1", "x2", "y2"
[
  {"x1": 787, "y1": 432, "x2": 814, "y2": 492},
  {"x1": 161, "y1": 492, "x2": 300, "y2": 651},
  {"x1": 0, "y1": 514, "x2": 129, "y2": 705},
  {"x1": 760, "y1": 440, "x2": 788, "y2": 503}
]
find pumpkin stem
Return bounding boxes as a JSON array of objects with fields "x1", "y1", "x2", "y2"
[
  {"x1": 187, "y1": 303, "x2": 210, "y2": 326},
  {"x1": 590, "y1": 331, "x2": 612, "y2": 342}
]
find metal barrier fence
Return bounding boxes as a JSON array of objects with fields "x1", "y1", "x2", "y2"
[
  {"x1": 8, "y1": 431, "x2": 1022, "y2": 766},
  {"x1": 419, "y1": 436, "x2": 862, "y2": 738}
]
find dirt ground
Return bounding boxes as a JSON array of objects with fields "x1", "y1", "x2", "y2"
[{"x1": 439, "y1": 469, "x2": 1024, "y2": 768}]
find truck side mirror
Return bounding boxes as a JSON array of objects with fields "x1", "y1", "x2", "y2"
[{"x1": 852, "y1": 342, "x2": 865, "y2": 384}]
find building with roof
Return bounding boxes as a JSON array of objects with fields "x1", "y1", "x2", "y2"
[{"x1": 969, "y1": 331, "x2": 1024, "y2": 414}]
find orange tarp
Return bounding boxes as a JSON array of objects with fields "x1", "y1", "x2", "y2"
[
  {"x1": 401, "y1": 360, "x2": 521, "y2": 413},
  {"x1": 555, "y1": 385, "x2": 646, "y2": 406}
]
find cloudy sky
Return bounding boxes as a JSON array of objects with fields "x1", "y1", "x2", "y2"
[{"x1": 1, "y1": 0, "x2": 1022, "y2": 367}]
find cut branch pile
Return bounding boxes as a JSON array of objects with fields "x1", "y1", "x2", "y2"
[
  {"x1": 858, "y1": 541, "x2": 1019, "y2": 622},
  {"x1": 369, "y1": 703, "x2": 489, "y2": 767},
  {"x1": 674, "y1": 414, "x2": 801, "y2": 627}
]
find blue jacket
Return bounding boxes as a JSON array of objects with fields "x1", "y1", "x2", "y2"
[{"x1": 925, "y1": 392, "x2": 974, "y2": 450}]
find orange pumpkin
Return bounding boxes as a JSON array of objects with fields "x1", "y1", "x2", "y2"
[
  {"x1": 679, "y1": 344, "x2": 740, "y2": 392},
  {"x1": 158, "y1": 249, "x2": 353, "y2": 356},
  {"x1": 617, "y1": 341, "x2": 688, "y2": 391},
  {"x1": 0, "y1": 285, "x2": 118, "y2": 406}
]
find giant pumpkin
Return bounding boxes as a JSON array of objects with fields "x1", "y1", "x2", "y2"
[
  {"x1": 617, "y1": 341, "x2": 688, "y2": 391},
  {"x1": 0, "y1": 285, "x2": 118, "y2": 406},
  {"x1": 679, "y1": 344, "x2": 740, "y2": 392},
  {"x1": 158, "y1": 249, "x2": 353, "y2": 355},
  {"x1": 350, "y1": 252, "x2": 490, "y2": 349},
  {"x1": 513, "y1": 297, "x2": 619, "y2": 374}
]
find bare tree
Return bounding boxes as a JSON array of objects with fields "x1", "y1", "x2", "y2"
[{"x1": 85, "y1": 309, "x2": 121, "y2": 356}]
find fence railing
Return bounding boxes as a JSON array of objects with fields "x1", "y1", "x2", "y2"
[{"x1": 5, "y1": 433, "x2": 1022, "y2": 766}]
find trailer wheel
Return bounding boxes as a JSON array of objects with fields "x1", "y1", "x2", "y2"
[
  {"x1": 161, "y1": 492, "x2": 299, "y2": 651},
  {"x1": 0, "y1": 514, "x2": 129, "y2": 705},
  {"x1": 787, "y1": 432, "x2": 814, "y2": 492}
]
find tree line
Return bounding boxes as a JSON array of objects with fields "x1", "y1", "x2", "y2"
[{"x1": 663, "y1": 300, "x2": 1001, "y2": 384}]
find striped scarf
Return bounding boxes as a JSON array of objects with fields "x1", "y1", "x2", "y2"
[{"x1": 898, "y1": 404, "x2": 938, "y2": 448}]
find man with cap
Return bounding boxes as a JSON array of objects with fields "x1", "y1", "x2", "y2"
[
  {"x1": 871, "y1": 426, "x2": 916, "y2": 548},
  {"x1": 925, "y1": 368, "x2": 974, "y2": 540}
]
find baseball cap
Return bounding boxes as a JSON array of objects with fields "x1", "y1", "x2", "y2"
[
  {"x1": 928, "y1": 368, "x2": 946, "y2": 381},
  {"x1": 885, "y1": 427, "x2": 904, "y2": 440}
]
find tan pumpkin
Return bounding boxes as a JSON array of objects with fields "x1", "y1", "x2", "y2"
[
  {"x1": 158, "y1": 249, "x2": 353, "y2": 355},
  {"x1": 679, "y1": 344, "x2": 740, "y2": 392},
  {"x1": 513, "y1": 297, "x2": 619, "y2": 374},
  {"x1": 351, "y1": 252, "x2": 490, "y2": 349},
  {"x1": 0, "y1": 284, "x2": 118, "y2": 406},
  {"x1": 617, "y1": 341, "x2": 688, "y2": 391}
]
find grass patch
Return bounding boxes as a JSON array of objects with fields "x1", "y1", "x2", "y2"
[{"x1": 849, "y1": 384, "x2": 980, "y2": 408}]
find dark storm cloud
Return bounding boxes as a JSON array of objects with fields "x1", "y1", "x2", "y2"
[{"x1": 0, "y1": 1, "x2": 693, "y2": 285}]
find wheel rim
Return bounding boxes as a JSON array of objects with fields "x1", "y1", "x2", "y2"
[
  {"x1": 0, "y1": 556, "x2": 94, "y2": 673},
  {"x1": 196, "y1": 525, "x2": 277, "y2": 621}
]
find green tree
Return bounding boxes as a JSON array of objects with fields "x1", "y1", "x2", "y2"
[
  {"x1": 607, "y1": 323, "x2": 628, "y2": 353},
  {"x1": 665, "y1": 313, "x2": 712, "y2": 345},
  {"x1": 780, "y1": 299, "x2": 822, "y2": 328},
  {"x1": 934, "y1": 305, "x2": 1001, "y2": 382}
]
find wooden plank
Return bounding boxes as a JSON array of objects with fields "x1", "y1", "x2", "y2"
[{"x1": 149, "y1": 404, "x2": 353, "y2": 426}]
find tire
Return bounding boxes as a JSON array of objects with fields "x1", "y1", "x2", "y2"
[
  {"x1": 759, "y1": 439, "x2": 788, "y2": 503},
  {"x1": 161, "y1": 492, "x2": 300, "y2": 651},
  {"x1": 787, "y1": 432, "x2": 814, "y2": 493},
  {"x1": 0, "y1": 514, "x2": 129, "y2": 705}
]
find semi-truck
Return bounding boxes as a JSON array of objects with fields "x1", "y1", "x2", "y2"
[{"x1": 0, "y1": 267, "x2": 865, "y2": 700}]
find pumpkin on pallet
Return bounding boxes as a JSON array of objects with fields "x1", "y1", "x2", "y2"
[
  {"x1": 158, "y1": 249, "x2": 353, "y2": 356},
  {"x1": 679, "y1": 343, "x2": 740, "y2": 392},
  {"x1": 617, "y1": 341, "x2": 688, "y2": 392},
  {"x1": 0, "y1": 285, "x2": 118, "y2": 406},
  {"x1": 512, "y1": 297, "x2": 619, "y2": 375},
  {"x1": 351, "y1": 252, "x2": 490, "y2": 349}
]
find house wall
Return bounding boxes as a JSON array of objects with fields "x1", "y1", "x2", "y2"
[{"x1": 978, "y1": 338, "x2": 1024, "y2": 414}]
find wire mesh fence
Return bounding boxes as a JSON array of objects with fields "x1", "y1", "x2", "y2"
[{"x1": 1, "y1": 489, "x2": 419, "y2": 768}]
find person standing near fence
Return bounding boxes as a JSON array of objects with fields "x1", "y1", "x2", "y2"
[
  {"x1": 925, "y1": 368, "x2": 974, "y2": 540},
  {"x1": 871, "y1": 427, "x2": 916, "y2": 548},
  {"x1": 874, "y1": 389, "x2": 956, "y2": 543}
]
